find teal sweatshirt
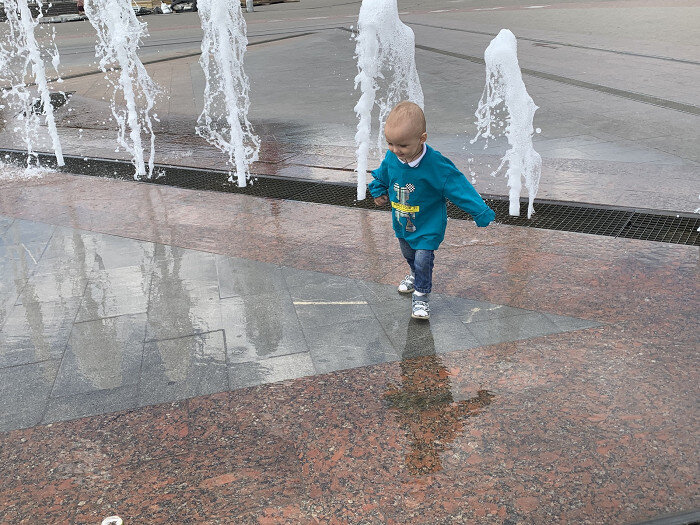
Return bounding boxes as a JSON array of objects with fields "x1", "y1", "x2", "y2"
[{"x1": 368, "y1": 145, "x2": 495, "y2": 250}]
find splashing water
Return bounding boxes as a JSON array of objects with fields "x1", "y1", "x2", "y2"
[
  {"x1": 0, "y1": 0, "x2": 64, "y2": 167},
  {"x1": 471, "y1": 29, "x2": 541, "y2": 218},
  {"x1": 84, "y1": 0, "x2": 160, "y2": 179},
  {"x1": 0, "y1": 159, "x2": 55, "y2": 181},
  {"x1": 353, "y1": 0, "x2": 424, "y2": 200},
  {"x1": 196, "y1": 0, "x2": 259, "y2": 187}
]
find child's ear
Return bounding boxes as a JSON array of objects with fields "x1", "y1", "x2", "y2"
[{"x1": 420, "y1": 132, "x2": 428, "y2": 144}]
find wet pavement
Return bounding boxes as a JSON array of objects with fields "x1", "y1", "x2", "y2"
[
  {"x1": 0, "y1": 213, "x2": 600, "y2": 431},
  {"x1": 0, "y1": 170, "x2": 697, "y2": 523},
  {"x1": 1, "y1": 0, "x2": 699, "y2": 523}
]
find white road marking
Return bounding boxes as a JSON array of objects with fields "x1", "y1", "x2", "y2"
[
  {"x1": 21, "y1": 244, "x2": 38, "y2": 265},
  {"x1": 293, "y1": 301, "x2": 368, "y2": 305}
]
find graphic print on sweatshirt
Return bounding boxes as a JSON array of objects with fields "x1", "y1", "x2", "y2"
[{"x1": 393, "y1": 182, "x2": 419, "y2": 232}]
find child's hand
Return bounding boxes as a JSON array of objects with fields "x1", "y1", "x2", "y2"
[{"x1": 374, "y1": 194, "x2": 389, "y2": 206}]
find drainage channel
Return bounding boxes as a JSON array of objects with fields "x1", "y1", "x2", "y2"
[{"x1": 3, "y1": 150, "x2": 699, "y2": 247}]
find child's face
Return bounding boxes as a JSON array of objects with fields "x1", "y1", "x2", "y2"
[{"x1": 384, "y1": 120, "x2": 427, "y2": 164}]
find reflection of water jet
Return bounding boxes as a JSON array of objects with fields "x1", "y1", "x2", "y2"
[{"x1": 353, "y1": 0, "x2": 423, "y2": 200}]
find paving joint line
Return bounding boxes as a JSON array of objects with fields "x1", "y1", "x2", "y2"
[{"x1": 142, "y1": 328, "x2": 226, "y2": 345}]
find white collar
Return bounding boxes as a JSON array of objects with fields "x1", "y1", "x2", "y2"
[{"x1": 397, "y1": 143, "x2": 427, "y2": 167}]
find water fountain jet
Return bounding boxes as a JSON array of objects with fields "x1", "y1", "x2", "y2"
[
  {"x1": 0, "y1": 0, "x2": 64, "y2": 167},
  {"x1": 353, "y1": 0, "x2": 423, "y2": 200},
  {"x1": 84, "y1": 0, "x2": 160, "y2": 179},
  {"x1": 196, "y1": 0, "x2": 259, "y2": 187},
  {"x1": 471, "y1": 29, "x2": 541, "y2": 218}
]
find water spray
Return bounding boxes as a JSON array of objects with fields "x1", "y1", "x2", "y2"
[
  {"x1": 471, "y1": 29, "x2": 541, "y2": 218},
  {"x1": 353, "y1": 0, "x2": 423, "y2": 200},
  {"x1": 196, "y1": 0, "x2": 260, "y2": 187},
  {"x1": 0, "y1": 0, "x2": 64, "y2": 167},
  {"x1": 84, "y1": 0, "x2": 160, "y2": 179}
]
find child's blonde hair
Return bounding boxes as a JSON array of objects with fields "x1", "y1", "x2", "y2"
[{"x1": 386, "y1": 101, "x2": 426, "y2": 136}]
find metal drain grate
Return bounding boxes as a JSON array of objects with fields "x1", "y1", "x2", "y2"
[
  {"x1": 452, "y1": 200, "x2": 636, "y2": 238},
  {"x1": 2, "y1": 150, "x2": 698, "y2": 246},
  {"x1": 617, "y1": 213, "x2": 699, "y2": 245}
]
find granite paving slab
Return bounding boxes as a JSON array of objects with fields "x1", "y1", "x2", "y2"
[
  {"x1": 76, "y1": 265, "x2": 152, "y2": 322},
  {"x1": 140, "y1": 330, "x2": 228, "y2": 406},
  {"x1": 221, "y1": 293, "x2": 309, "y2": 363},
  {"x1": 0, "y1": 298, "x2": 81, "y2": 367},
  {"x1": 51, "y1": 314, "x2": 147, "y2": 398},
  {"x1": 0, "y1": 360, "x2": 60, "y2": 431},
  {"x1": 228, "y1": 351, "x2": 316, "y2": 390}
]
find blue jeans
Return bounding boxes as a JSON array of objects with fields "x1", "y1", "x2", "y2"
[{"x1": 398, "y1": 238, "x2": 434, "y2": 294}]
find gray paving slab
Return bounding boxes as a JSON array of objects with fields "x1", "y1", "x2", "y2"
[
  {"x1": 153, "y1": 246, "x2": 218, "y2": 285},
  {"x1": 229, "y1": 351, "x2": 316, "y2": 390},
  {"x1": 0, "y1": 217, "x2": 13, "y2": 235},
  {"x1": 0, "y1": 360, "x2": 59, "y2": 432},
  {"x1": 443, "y1": 296, "x2": 528, "y2": 323},
  {"x1": 43, "y1": 385, "x2": 139, "y2": 425},
  {"x1": 221, "y1": 293, "x2": 309, "y2": 363},
  {"x1": 29, "y1": 251, "x2": 96, "y2": 279},
  {"x1": 0, "y1": 298, "x2": 80, "y2": 367},
  {"x1": 43, "y1": 228, "x2": 156, "y2": 270},
  {"x1": 40, "y1": 228, "x2": 103, "y2": 261},
  {"x1": 145, "y1": 280, "x2": 222, "y2": 340},
  {"x1": 139, "y1": 330, "x2": 228, "y2": 406},
  {"x1": 306, "y1": 318, "x2": 400, "y2": 375},
  {"x1": 543, "y1": 312, "x2": 601, "y2": 332},
  {"x1": 375, "y1": 306, "x2": 482, "y2": 357},
  {"x1": 0, "y1": 219, "x2": 55, "y2": 248},
  {"x1": 287, "y1": 276, "x2": 366, "y2": 302},
  {"x1": 217, "y1": 255, "x2": 287, "y2": 299},
  {"x1": 282, "y1": 266, "x2": 357, "y2": 291},
  {"x1": 76, "y1": 265, "x2": 152, "y2": 321},
  {"x1": 0, "y1": 241, "x2": 48, "y2": 263},
  {"x1": 0, "y1": 293, "x2": 15, "y2": 332},
  {"x1": 52, "y1": 314, "x2": 146, "y2": 398},
  {"x1": 0, "y1": 256, "x2": 34, "y2": 299},
  {"x1": 15, "y1": 269, "x2": 89, "y2": 306},
  {"x1": 293, "y1": 301, "x2": 376, "y2": 331},
  {"x1": 467, "y1": 312, "x2": 563, "y2": 347}
]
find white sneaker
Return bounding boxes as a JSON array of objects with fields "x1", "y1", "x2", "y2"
[
  {"x1": 398, "y1": 274, "x2": 415, "y2": 294},
  {"x1": 411, "y1": 293, "x2": 430, "y2": 320}
]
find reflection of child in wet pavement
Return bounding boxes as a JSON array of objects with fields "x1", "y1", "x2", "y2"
[
  {"x1": 384, "y1": 319, "x2": 494, "y2": 474},
  {"x1": 369, "y1": 101, "x2": 495, "y2": 320}
]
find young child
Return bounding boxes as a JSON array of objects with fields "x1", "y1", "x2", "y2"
[{"x1": 369, "y1": 101, "x2": 495, "y2": 320}]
